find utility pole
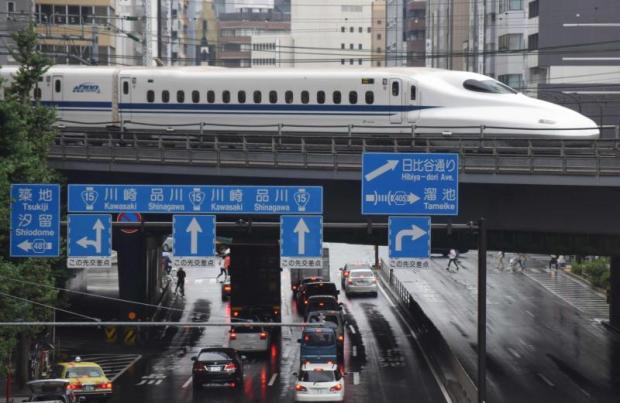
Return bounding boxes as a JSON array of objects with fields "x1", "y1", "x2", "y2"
[{"x1": 91, "y1": 25, "x2": 98, "y2": 65}]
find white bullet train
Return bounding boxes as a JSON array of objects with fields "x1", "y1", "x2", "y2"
[{"x1": 0, "y1": 65, "x2": 599, "y2": 138}]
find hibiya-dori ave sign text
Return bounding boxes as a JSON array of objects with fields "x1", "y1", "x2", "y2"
[{"x1": 68, "y1": 185, "x2": 323, "y2": 214}]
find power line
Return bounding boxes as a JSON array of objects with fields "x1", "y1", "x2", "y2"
[{"x1": 0, "y1": 290, "x2": 101, "y2": 322}]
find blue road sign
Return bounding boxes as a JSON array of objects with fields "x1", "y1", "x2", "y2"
[
  {"x1": 362, "y1": 153, "x2": 458, "y2": 215},
  {"x1": 10, "y1": 184, "x2": 60, "y2": 257},
  {"x1": 388, "y1": 216, "x2": 431, "y2": 269},
  {"x1": 172, "y1": 215, "x2": 217, "y2": 268},
  {"x1": 67, "y1": 214, "x2": 112, "y2": 268},
  {"x1": 68, "y1": 185, "x2": 323, "y2": 215},
  {"x1": 280, "y1": 215, "x2": 323, "y2": 269}
]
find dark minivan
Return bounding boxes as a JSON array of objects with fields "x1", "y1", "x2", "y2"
[
  {"x1": 191, "y1": 347, "x2": 244, "y2": 390},
  {"x1": 296, "y1": 282, "x2": 339, "y2": 315}
]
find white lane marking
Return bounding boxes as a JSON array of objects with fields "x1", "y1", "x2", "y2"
[
  {"x1": 507, "y1": 347, "x2": 521, "y2": 359},
  {"x1": 209, "y1": 278, "x2": 216, "y2": 284},
  {"x1": 537, "y1": 373, "x2": 555, "y2": 387},
  {"x1": 505, "y1": 295, "x2": 515, "y2": 303},
  {"x1": 194, "y1": 279, "x2": 204, "y2": 284},
  {"x1": 376, "y1": 281, "x2": 453, "y2": 403},
  {"x1": 268, "y1": 373, "x2": 278, "y2": 386},
  {"x1": 378, "y1": 286, "x2": 396, "y2": 308},
  {"x1": 348, "y1": 325, "x2": 356, "y2": 335},
  {"x1": 353, "y1": 372, "x2": 360, "y2": 385},
  {"x1": 352, "y1": 345, "x2": 357, "y2": 357},
  {"x1": 526, "y1": 310, "x2": 535, "y2": 318},
  {"x1": 182, "y1": 376, "x2": 193, "y2": 389},
  {"x1": 110, "y1": 354, "x2": 142, "y2": 382}
]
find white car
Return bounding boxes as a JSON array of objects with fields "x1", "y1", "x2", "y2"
[
  {"x1": 228, "y1": 317, "x2": 270, "y2": 354},
  {"x1": 294, "y1": 362, "x2": 344, "y2": 402},
  {"x1": 344, "y1": 268, "x2": 378, "y2": 297}
]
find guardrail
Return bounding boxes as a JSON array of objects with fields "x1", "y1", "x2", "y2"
[
  {"x1": 377, "y1": 260, "x2": 478, "y2": 403},
  {"x1": 48, "y1": 123, "x2": 620, "y2": 176}
]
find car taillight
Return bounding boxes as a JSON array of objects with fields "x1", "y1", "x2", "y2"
[
  {"x1": 233, "y1": 311, "x2": 239, "y2": 317},
  {"x1": 229, "y1": 331, "x2": 237, "y2": 340},
  {"x1": 304, "y1": 300, "x2": 308, "y2": 305},
  {"x1": 224, "y1": 362, "x2": 237, "y2": 372},
  {"x1": 224, "y1": 285, "x2": 231, "y2": 292},
  {"x1": 193, "y1": 363, "x2": 205, "y2": 372},
  {"x1": 330, "y1": 384, "x2": 342, "y2": 392},
  {"x1": 260, "y1": 331, "x2": 268, "y2": 340},
  {"x1": 338, "y1": 335, "x2": 344, "y2": 343},
  {"x1": 295, "y1": 384, "x2": 307, "y2": 392},
  {"x1": 293, "y1": 285, "x2": 297, "y2": 290},
  {"x1": 319, "y1": 302, "x2": 325, "y2": 307},
  {"x1": 96, "y1": 382, "x2": 112, "y2": 389},
  {"x1": 66, "y1": 383, "x2": 82, "y2": 390}
]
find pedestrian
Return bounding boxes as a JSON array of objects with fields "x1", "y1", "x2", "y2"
[
  {"x1": 549, "y1": 255, "x2": 558, "y2": 270},
  {"x1": 175, "y1": 267, "x2": 186, "y2": 296},
  {"x1": 557, "y1": 255, "x2": 566, "y2": 270},
  {"x1": 446, "y1": 249, "x2": 460, "y2": 272},
  {"x1": 217, "y1": 250, "x2": 231, "y2": 282},
  {"x1": 497, "y1": 251, "x2": 505, "y2": 270}
]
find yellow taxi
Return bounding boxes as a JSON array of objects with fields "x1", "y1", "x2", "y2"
[{"x1": 50, "y1": 357, "x2": 112, "y2": 401}]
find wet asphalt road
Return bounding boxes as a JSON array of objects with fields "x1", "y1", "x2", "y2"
[{"x1": 86, "y1": 255, "x2": 447, "y2": 403}]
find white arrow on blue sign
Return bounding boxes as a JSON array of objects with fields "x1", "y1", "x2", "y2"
[
  {"x1": 172, "y1": 215, "x2": 217, "y2": 268},
  {"x1": 388, "y1": 216, "x2": 431, "y2": 269},
  {"x1": 362, "y1": 153, "x2": 459, "y2": 216},
  {"x1": 280, "y1": 215, "x2": 323, "y2": 269},
  {"x1": 68, "y1": 214, "x2": 112, "y2": 269},
  {"x1": 10, "y1": 184, "x2": 60, "y2": 258}
]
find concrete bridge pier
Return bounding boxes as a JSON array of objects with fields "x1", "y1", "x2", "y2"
[{"x1": 610, "y1": 257, "x2": 620, "y2": 331}]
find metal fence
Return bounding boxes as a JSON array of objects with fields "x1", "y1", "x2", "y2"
[{"x1": 48, "y1": 123, "x2": 620, "y2": 176}]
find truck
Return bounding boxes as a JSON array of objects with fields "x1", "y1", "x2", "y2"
[
  {"x1": 290, "y1": 248, "x2": 331, "y2": 293},
  {"x1": 230, "y1": 244, "x2": 281, "y2": 323}
]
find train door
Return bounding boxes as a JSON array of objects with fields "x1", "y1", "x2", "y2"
[
  {"x1": 389, "y1": 78, "x2": 403, "y2": 124},
  {"x1": 51, "y1": 75, "x2": 63, "y2": 103},
  {"x1": 119, "y1": 76, "x2": 132, "y2": 121}
]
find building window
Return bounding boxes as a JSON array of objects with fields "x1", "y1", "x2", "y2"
[
  {"x1": 377, "y1": 61, "x2": 382, "y2": 66},
  {"x1": 68, "y1": 5, "x2": 79, "y2": 24},
  {"x1": 147, "y1": 90, "x2": 154, "y2": 103},
  {"x1": 350, "y1": 59, "x2": 354, "y2": 65},
  {"x1": 499, "y1": 34, "x2": 523, "y2": 50},
  {"x1": 358, "y1": 44, "x2": 362, "y2": 50},
  {"x1": 365, "y1": 91, "x2": 374, "y2": 104},
  {"x1": 410, "y1": 86, "x2": 416, "y2": 100},
  {"x1": 377, "y1": 47, "x2": 382, "y2": 53},
  {"x1": 377, "y1": 19, "x2": 382, "y2": 25},
  {"x1": 7, "y1": 2, "x2": 15, "y2": 14},
  {"x1": 377, "y1": 33, "x2": 382, "y2": 40},
  {"x1": 269, "y1": 90, "x2": 278, "y2": 104},
  {"x1": 285, "y1": 90, "x2": 293, "y2": 104},
  {"x1": 207, "y1": 90, "x2": 215, "y2": 103},
  {"x1": 54, "y1": 5, "x2": 66, "y2": 24},
  {"x1": 528, "y1": 0, "x2": 539, "y2": 18},
  {"x1": 341, "y1": 59, "x2": 345, "y2": 65},
  {"x1": 528, "y1": 33, "x2": 538, "y2": 51},
  {"x1": 341, "y1": 26, "x2": 345, "y2": 32},
  {"x1": 237, "y1": 91, "x2": 246, "y2": 103},
  {"x1": 162, "y1": 90, "x2": 170, "y2": 103},
  {"x1": 192, "y1": 90, "x2": 200, "y2": 103},
  {"x1": 123, "y1": 81, "x2": 129, "y2": 95},
  {"x1": 509, "y1": 0, "x2": 523, "y2": 10},
  {"x1": 350, "y1": 44, "x2": 354, "y2": 50},
  {"x1": 253, "y1": 90, "x2": 262, "y2": 103},
  {"x1": 349, "y1": 91, "x2": 358, "y2": 104},
  {"x1": 333, "y1": 91, "x2": 341, "y2": 104},
  {"x1": 177, "y1": 90, "x2": 185, "y2": 103},
  {"x1": 358, "y1": 59, "x2": 362, "y2": 65},
  {"x1": 222, "y1": 90, "x2": 230, "y2": 104},
  {"x1": 358, "y1": 27, "x2": 363, "y2": 33},
  {"x1": 498, "y1": 74, "x2": 523, "y2": 90},
  {"x1": 317, "y1": 91, "x2": 325, "y2": 104},
  {"x1": 341, "y1": 43, "x2": 345, "y2": 49},
  {"x1": 367, "y1": 27, "x2": 371, "y2": 33},
  {"x1": 350, "y1": 27, "x2": 354, "y2": 33}
]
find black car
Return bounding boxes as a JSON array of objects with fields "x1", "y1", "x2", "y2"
[
  {"x1": 296, "y1": 282, "x2": 339, "y2": 315},
  {"x1": 304, "y1": 295, "x2": 342, "y2": 321},
  {"x1": 192, "y1": 348, "x2": 244, "y2": 390}
]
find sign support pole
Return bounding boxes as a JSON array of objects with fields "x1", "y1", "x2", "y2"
[{"x1": 477, "y1": 217, "x2": 487, "y2": 403}]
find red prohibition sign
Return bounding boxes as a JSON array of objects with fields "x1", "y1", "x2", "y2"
[{"x1": 117, "y1": 212, "x2": 142, "y2": 234}]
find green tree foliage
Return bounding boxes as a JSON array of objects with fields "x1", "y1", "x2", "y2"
[
  {"x1": 571, "y1": 257, "x2": 610, "y2": 290},
  {"x1": 0, "y1": 24, "x2": 61, "y2": 377}
]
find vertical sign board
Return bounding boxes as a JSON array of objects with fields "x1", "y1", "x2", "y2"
[
  {"x1": 67, "y1": 214, "x2": 112, "y2": 269},
  {"x1": 10, "y1": 184, "x2": 60, "y2": 257},
  {"x1": 388, "y1": 216, "x2": 431, "y2": 269},
  {"x1": 280, "y1": 216, "x2": 323, "y2": 269},
  {"x1": 172, "y1": 215, "x2": 217, "y2": 268},
  {"x1": 362, "y1": 153, "x2": 459, "y2": 215}
]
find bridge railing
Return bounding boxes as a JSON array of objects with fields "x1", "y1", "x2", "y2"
[{"x1": 49, "y1": 122, "x2": 620, "y2": 176}]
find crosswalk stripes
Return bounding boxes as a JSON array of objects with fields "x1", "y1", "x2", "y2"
[
  {"x1": 523, "y1": 270, "x2": 609, "y2": 319},
  {"x1": 76, "y1": 353, "x2": 142, "y2": 381}
]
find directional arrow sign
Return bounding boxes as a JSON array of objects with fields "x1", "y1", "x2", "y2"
[
  {"x1": 281, "y1": 215, "x2": 322, "y2": 269},
  {"x1": 388, "y1": 216, "x2": 431, "y2": 269},
  {"x1": 364, "y1": 160, "x2": 399, "y2": 182},
  {"x1": 172, "y1": 215, "x2": 216, "y2": 268},
  {"x1": 68, "y1": 214, "x2": 112, "y2": 269}
]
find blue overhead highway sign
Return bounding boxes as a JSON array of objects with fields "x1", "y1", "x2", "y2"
[
  {"x1": 68, "y1": 214, "x2": 112, "y2": 269},
  {"x1": 172, "y1": 215, "x2": 217, "y2": 268},
  {"x1": 10, "y1": 184, "x2": 60, "y2": 257},
  {"x1": 68, "y1": 185, "x2": 323, "y2": 215},
  {"x1": 280, "y1": 215, "x2": 323, "y2": 269},
  {"x1": 362, "y1": 153, "x2": 458, "y2": 215},
  {"x1": 388, "y1": 216, "x2": 431, "y2": 269}
]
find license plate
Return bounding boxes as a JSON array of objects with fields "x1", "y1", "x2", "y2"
[
  {"x1": 313, "y1": 388, "x2": 326, "y2": 394},
  {"x1": 208, "y1": 366, "x2": 221, "y2": 372},
  {"x1": 83, "y1": 385, "x2": 94, "y2": 392}
]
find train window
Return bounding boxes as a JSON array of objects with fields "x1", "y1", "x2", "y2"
[
  {"x1": 123, "y1": 81, "x2": 129, "y2": 95},
  {"x1": 192, "y1": 90, "x2": 200, "y2": 103},
  {"x1": 391, "y1": 81, "x2": 399, "y2": 96},
  {"x1": 333, "y1": 91, "x2": 341, "y2": 104},
  {"x1": 222, "y1": 91, "x2": 230, "y2": 103},
  {"x1": 162, "y1": 90, "x2": 170, "y2": 103},
  {"x1": 463, "y1": 79, "x2": 517, "y2": 94},
  {"x1": 177, "y1": 90, "x2": 185, "y2": 103},
  {"x1": 301, "y1": 91, "x2": 309, "y2": 104},
  {"x1": 349, "y1": 91, "x2": 358, "y2": 104},
  {"x1": 147, "y1": 90, "x2": 154, "y2": 103},
  {"x1": 253, "y1": 90, "x2": 262, "y2": 104},
  {"x1": 285, "y1": 91, "x2": 293, "y2": 104},
  {"x1": 317, "y1": 91, "x2": 325, "y2": 104},
  {"x1": 238, "y1": 91, "x2": 246, "y2": 103},
  {"x1": 410, "y1": 86, "x2": 416, "y2": 101},
  {"x1": 34, "y1": 87, "x2": 42, "y2": 100},
  {"x1": 269, "y1": 90, "x2": 278, "y2": 104},
  {"x1": 54, "y1": 79, "x2": 61, "y2": 93},
  {"x1": 207, "y1": 90, "x2": 215, "y2": 103},
  {"x1": 365, "y1": 91, "x2": 374, "y2": 104}
]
